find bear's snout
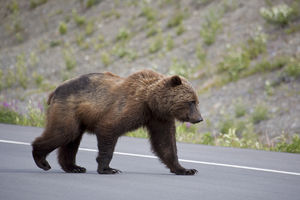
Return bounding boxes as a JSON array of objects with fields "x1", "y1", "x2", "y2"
[
  {"x1": 191, "y1": 117, "x2": 203, "y2": 124},
  {"x1": 188, "y1": 104, "x2": 203, "y2": 124},
  {"x1": 190, "y1": 116, "x2": 203, "y2": 124}
]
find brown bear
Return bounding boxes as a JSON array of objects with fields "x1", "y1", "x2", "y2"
[{"x1": 32, "y1": 69, "x2": 203, "y2": 175}]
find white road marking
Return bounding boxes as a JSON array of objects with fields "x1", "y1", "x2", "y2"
[
  {"x1": 0, "y1": 139, "x2": 30, "y2": 146},
  {"x1": 1, "y1": 139, "x2": 300, "y2": 176}
]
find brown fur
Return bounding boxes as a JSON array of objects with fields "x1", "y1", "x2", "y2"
[{"x1": 32, "y1": 69, "x2": 203, "y2": 175}]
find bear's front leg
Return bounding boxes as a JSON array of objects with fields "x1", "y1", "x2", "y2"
[
  {"x1": 147, "y1": 119, "x2": 198, "y2": 175},
  {"x1": 96, "y1": 134, "x2": 121, "y2": 174}
]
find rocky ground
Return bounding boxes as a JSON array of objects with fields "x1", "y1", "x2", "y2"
[{"x1": 0, "y1": 0, "x2": 299, "y2": 144}]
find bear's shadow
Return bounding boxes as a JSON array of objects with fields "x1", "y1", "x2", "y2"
[{"x1": 0, "y1": 168, "x2": 174, "y2": 176}]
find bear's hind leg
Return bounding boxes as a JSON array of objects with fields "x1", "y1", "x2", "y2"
[
  {"x1": 32, "y1": 131, "x2": 70, "y2": 171},
  {"x1": 32, "y1": 144, "x2": 51, "y2": 171},
  {"x1": 58, "y1": 133, "x2": 86, "y2": 173}
]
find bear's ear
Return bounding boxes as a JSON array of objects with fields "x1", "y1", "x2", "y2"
[{"x1": 170, "y1": 75, "x2": 182, "y2": 87}]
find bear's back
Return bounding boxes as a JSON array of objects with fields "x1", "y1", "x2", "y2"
[{"x1": 51, "y1": 72, "x2": 123, "y2": 103}]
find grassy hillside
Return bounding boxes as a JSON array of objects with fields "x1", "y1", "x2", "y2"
[{"x1": 0, "y1": 0, "x2": 299, "y2": 152}]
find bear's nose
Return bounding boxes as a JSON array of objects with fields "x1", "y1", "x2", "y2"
[{"x1": 191, "y1": 117, "x2": 203, "y2": 124}]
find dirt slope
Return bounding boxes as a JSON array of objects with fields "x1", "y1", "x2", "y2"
[{"x1": 0, "y1": 0, "x2": 299, "y2": 143}]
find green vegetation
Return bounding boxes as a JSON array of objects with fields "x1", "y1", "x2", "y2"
[
  {"x1": 49, "y1": 40, "x2": 61, "y2": 47},
  {"x1": 285, "y1": 24, "x2": 300, "y2": 34},
  {"x1": 219, "y1": 116, "x2": 235, "y2": 135},
  {"x1": 15, "y1": 32, "x2": 23, "y2": 43},
  {"x1": 7, "y1": 0, "x2": 19, "y2": 14},
  {"x1": 4, "y1": 70, "x2": 16, "y2": 89},
  {"x1": 222, "y1": 0, "x2": 239, "y2": 13},
  {"x1": 24, "y1": 101, "x2": 45, "y2": 127},
  {"x1": 176, "y1": 122, "x2": 200, "y2": 143},
  {"x1": 16, "y1": 54, "x2": 28, "y2": 89},
  {"x1": 140, "y1": 5, "x2": 157, "y2": 22},
  {"x1": 247, "y1": 56, "x2": 288, "y2": 76},
  {"x1": 101, "y1": 52, "x2": 111, "y2": 67},
  {"x1": 176, "y1": 24, "x2": 185, "y2": 36},
  {"x1": 127, "y1": 128, "x2": 148, "y2": 138},
  {"x1": 111, "y1": 44, "x2": 137, "y2": 61},
  {"x1": 128, "y1": 50, "x2": 138, "y2": 61},
  {"x1": 93, "y1": 34, "x2": 107, "y2": 51},
  {"x1": 0, "y1": 101, "x2": 45, "y2": 127},
  {"x1": 48, "y1": 9, "x2": 63, "y2": 18},
  {"x1": 38, "y1": 40, "x2": 47, "y2": 53},
  {"x1": 166, "y1": 35, "x2": 174, "y2": 51},
  {"x1": 167, "y1": 10, "x2": 186, "y2": 28},
  {"x1": 218, "y1": 115, "x2": 247, "y2": 137},
  {"x1": 86, "y1": 0, "x2": 101, "y2": 9},
  {"x1": 30, "y1": 0, "x2": 48, "y2": 9},
  {"x1": 169, "y1": 59, "x2": 192, "y2": 78},
  {"x1": 112, "y1": 45, "x2": 127, "y2": 58},
  {"x1": 7, "y1": 7, "x2": 24, "y2": 43},
  {"x1": 75, "y1": 33, "x2": 89, "y2": 49},
  {"x1": 59, "y1": 22, "x2": 67, "y2": 35},
  {"x1": 200, "y1": 10, "x2": 222, "y2": 45},
  {"x1": 148, "y1": 35, "x2": 163, "y2": 54},
  {"x1": 72, "y1": 10, "x2": 86, "y2": 26},
  {"x1": 32, "y1": 72, "x2": 44, "y2": 86},
  {"x1": 13, "y1": 22, "x2": 24, "y2": 37},
  {"x1": 251, "y1": 104, "x2": 269, "y2": 124},
  {"x1": 0, "y1": 106, "x2": 22, "y2": 124},
  {"x1": 146, "y1": 27, "x2": 160, "y2": 38},
  {"x1": 215, "y1": 128, "x2": 263, "y2": 149},
  {"x1": 0, "y1": 69, "x2": 3, "y2": 91},
  {"x1": 116, "y1": 28, "x2": 131, "y2": 41},
  {"x1": 85, "y1": 20, "x2": 95, "y2": 36},
  {"x1": 216, "y1": 28, "x2": 278, "y2": 83},
  {"x1": 284, "y1": 58, "x2": 300, "y2": 78},
  {"x1": 235, "y1": 101, "x2": 247, "y2": 118},
  {"x1": 101, "y1": 9, "x2": 121, "y2": 19},
  {"x1": 193, "y1": 0, "x2": 214, "y2": 5},
  {"x1": 264, "y1": 80, "x2": 274, "y2": 96},
  {"x1": 38, "y1": 81, "x2": 56, "y2": 92},
  {"x1": 260, "y1": 4, "x2": 297, "y2": 26},
  {"x1": 29, "y1": 52, "x2": 39, "y2": 67},
  {"x1": 196, "y1": 43, "x2": 206, "y2": 64},
  {"x1": 98, "y1": 34, "x2": 105, "y2": 43},
  {"x1": 126, "y1": 123, "x2": 300, "y2": 153},
  {"x1": 243, "y1": 28, "x2": 267, "y2": 59},
  {"x1": 61, "y1": 71, "x2": 71, "y2": 81},
  {"x1": 218, "y1": 48, "x2": 250, "y2": 81},
  {"x1": 1, "y1": 57, "x2": 46, "y2": 90},
  {"x1": 63, "y1": 50, "x2": 77, "y2": 71},
  {"x1": 0, "y1": 99, "x2": 297, "y2": 154},
  {"x1": 274, "y1": 135, "x2": 300, "y2": 153}
]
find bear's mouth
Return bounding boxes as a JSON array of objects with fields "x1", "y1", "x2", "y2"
[
  {"x1": 190, "y1": 118, "x2": 203, "y2": 124},
  {"x1": 185, "y1": 115, "x2": 190, "y2": 122},
  {"x1": 185, "y1": 115, "x2": 203, "y2": 124}
]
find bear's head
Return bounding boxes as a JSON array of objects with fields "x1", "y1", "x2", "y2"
[{"x1": 148, "y1": 75, "x2": 203, "y2": 124}]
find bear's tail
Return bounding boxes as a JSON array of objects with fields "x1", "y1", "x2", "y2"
[{"x1": 47, "y1": 92, "x2": 54, "y2": 105}]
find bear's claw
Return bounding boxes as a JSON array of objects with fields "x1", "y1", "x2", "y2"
[
  {"x1": 98, "y1": 168, "x2": 122, "y2": 174},
  {"x1": 64, "y1": 165, "x2": 86, "y2": 173},
  {"x1": 172, "y1": 168, "x2": 198, "y2": 175},
  {"x1": 36, "y1": 159, "x2": 51, "y2": 171},
  {"x1": 32, "y1": 151, "x2": 51, "y2": 171}
]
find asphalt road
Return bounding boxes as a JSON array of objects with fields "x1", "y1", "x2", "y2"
[{"x1": 0, "y1": 123, "x2": 300, "y2": 200}]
